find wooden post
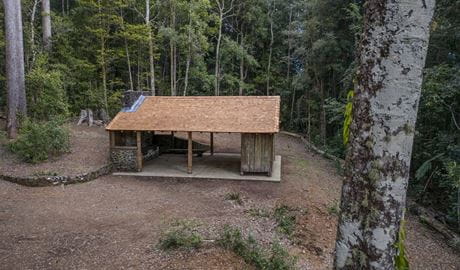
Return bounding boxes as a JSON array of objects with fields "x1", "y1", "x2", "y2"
[
  {"x1": 136, "y1": 131, "x2": 142, "y2": 172},
  {"x1": 187, "y1": 132, "x2": 193, "y2": 174},
  {"x1": 210, "y1": 132, "x2": 214, "y2": 156},
  {"x1": 109, "y1": 131, "x2": 115, "y2": 147}
]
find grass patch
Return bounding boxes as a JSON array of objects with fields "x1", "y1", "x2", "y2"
[
  {"x1": 274, "y1": 205, "x2": 298, "y2": 236},
  {"x1": 246, "y1": 208, "x2": 271, "y2": 218},
  {"x1": 0, "y1": 130, "x2": 7, "y2": 144},
  {"x1": 158, "y1": 220, "x2": 202, "y2": 251},
  {"x1": 225, "y1": 192, "x2": 243, "y2": 205},
  {"x1": 327, "y1": 201, "x2": 340, "y2": 216},
  {"x1": 218, "y1": 225, "x2": 297, "y2": 270},
  {"x1": 295, "y1": 159, "x2": 309, "y2": 170}
]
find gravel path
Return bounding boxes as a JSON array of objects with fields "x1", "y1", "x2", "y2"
[{"x1": 0, "y1": 129, "x2": 458, "y2": 269}]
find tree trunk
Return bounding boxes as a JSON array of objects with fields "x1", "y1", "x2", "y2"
[
  {"x1": 334, "y1": 1, "x2": 435, "y2": 269},
  {"x1": 319, "y1": 79, "x2": 326, "y2": 146},
  {"x1": 146, "y1": 0, "x2": 156, "y2": 95},
  {"x1": 3, "y1": 0, "x2": 27, "y2": 138},
  {"x1": 137, "y1": 44, "x2": 141, "y2": 91},
  {"x1": 120, "y1": 10, "x2": 134, "y2": 91},
  {"x1": 238, "y1": 30, "x2": 244, "y2": 96},
  {"x1": 98, "y1": 0, "x2": 108, "y2": 113},
  {"x1": 41, "y1": 0, "x2": 52, "y2": 51},
  {"x1": 28, "y1": 0, "x2": 39, "y2": 71},
  {"x1": 124, "y1": 39, "x2": 134, "y2": 91},
  {"x1": 287, "y1": 6, "x2": 294, "y2": 126},
  {"x1": 214, "y1": 11, "x2": 223, "y2": 96},
  {"x1": 266, "y1": 0, "x2": 274, "y2": 96},
  {"x1": 170, "y1": 1, "x2": 177, "y2": 96},
  {"x1": 239, "y1": 56, "x2": 244, "y2": 96},
  {"x1": 184, "y1": 5, "x2": 192, "y2": 96}
]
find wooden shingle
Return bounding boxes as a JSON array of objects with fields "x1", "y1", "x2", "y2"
[{"x1": 106, "y1": 96, "x2": 280, "y2": 133}]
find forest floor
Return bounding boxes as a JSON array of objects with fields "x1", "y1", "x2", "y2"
[{"x1": 0, "y1": 124, "x2": 459, "y2": 269}]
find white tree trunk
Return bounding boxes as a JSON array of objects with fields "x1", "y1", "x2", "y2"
[
  {"x1": 3, "y1": 0, "x2": 27, "y2": 138},
  {"x1": 334, "y1": 1, "x2": 435, "y2": 269},
  {"x1": 170, "y1": 1, "x2": 177, "y2": 96},
  {"x1": 41, "y1": 0, "x2": 52, "y2": 51},
  {"x1": 265, "y1": 0, "x2": 274, "y2": 96},
  {"x1": 146, "y1": 0, "x2": 156, "y2": 95},
  {"x1": 28, "y1": 0, "x2": 39, "y2": 70},
  {"x1": 214, "y1": 11, "x2": 223, "y2": 96}
]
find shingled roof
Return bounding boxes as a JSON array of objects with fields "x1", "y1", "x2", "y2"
[{"x1": 106, "y1": 96, "x2": 280, "y2": 133}]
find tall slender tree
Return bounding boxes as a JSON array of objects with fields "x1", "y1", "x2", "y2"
[
  {"x1": 41, "y1": 0, "x2": 52, "y2": 51},
  {"x1": 3, "y1": 0, "x2": 27, "y2": 138},
  {"x1": 213, "y1": 0, "x2": 233, "y2": 96},
  {"x1": 334, "y1": 0, "x2": 436, "y2": 269},
  {"x1": 146, "y1": 0, "x2": 156, "y2": 95}
]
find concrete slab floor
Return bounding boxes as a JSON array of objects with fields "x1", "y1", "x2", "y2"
[{"x1": 113, "y1": 153, "x2": 282, "y2": 182}]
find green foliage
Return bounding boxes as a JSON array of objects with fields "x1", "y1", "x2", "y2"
[
  {"x1": 415, "y1": 153, "x2": 444, "y2": 181},
  {"x1": 218, "y1": 225, "x2": 297, "y2": 270},
  {"x1": 273, "y1": 205, "x2": 297, "y2": 236},
  {"x1": 9, "y1": 118, "x2": 70, "y2": 163},
  {"x1": 0, "y1": 130, "x2": 7, "y2": 145},
  {"x1": 26, "y1": 55, "x2": 69, "y2": 120},
  {"x1": 343, "y1": 90, "x2": 354, "y2": 145},
  {"x1": 158, "y1": 220, "x2": 202, "y2": 250},
  {"x1": 394, "y1": 218, "x2": 409, "y2": 270},
  {"x1": 327, "y1": 201, "x2": 340, "y2": 216},
  {"x1": 224, "y1": 192, "x2": 243, "y2": 205},
  {"x1": 411, "y1": 63, "x2": 460, "y2": 229}
]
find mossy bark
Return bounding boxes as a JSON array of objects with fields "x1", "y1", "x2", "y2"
[{"x1": 334, "y1": 1, "x2": 435, "y2": 269}]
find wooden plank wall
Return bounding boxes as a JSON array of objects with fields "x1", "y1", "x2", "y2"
[{"x1": 241, "y1": 133, "x2": 274, "y2": 176}]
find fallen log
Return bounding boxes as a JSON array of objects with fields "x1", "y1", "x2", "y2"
[
  {"x1": 280, "y1": 131, "x2": 344, "y2": 164},
  {"x1": 408, "y1": 201, "x2": 460, "y2": 250}
]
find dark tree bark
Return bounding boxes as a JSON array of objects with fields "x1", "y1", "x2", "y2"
[
  {"x1": 334, "y1": 0, "x2": 435, "y2": 269},
  {"x1": 3, "y1": 0, "x2": 27, "y2": 138}
]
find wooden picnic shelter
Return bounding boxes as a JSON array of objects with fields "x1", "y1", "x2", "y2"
[{"x1": 106, "y1": 96, "x2": 280, "y2": 176}]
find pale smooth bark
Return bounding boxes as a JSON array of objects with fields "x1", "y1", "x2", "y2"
[
  {"x1": 3, "y1": 0, "x2": 27, "y2": 138},
  {"x1": 287, "y1": 6, "x2": 295, "y2": 125},
  {"x1": 170, "y1": 0, "x2": 177, "y2": 96},
  {"x1": 146, "y1": 0, "x2": 156, "y2": 95},
  {"x1": 120, "y1": 10, "x2": 134, "y2": 91},
  {"x1": 28, "y1": 0, "x2": 39, "y2": 70},
  {"x1": 97, "y1": 0, "x2": 108, "y2": 113},
  {"x1": 238, "y1": 29, "x2": 245, "y2": 96},
  {"x1": 265, "y1": 0, "x2": 274, "y2": 96},
  {"x1": 334, "y1": 1, "x2": 435, "y2": 269},
  {"x1": 213, "y1": 0, "x2": 233, "y2": 96},
  {"x1": 41, "y1": 0, "x2": 52, "y2": 51},
  {"x1": 183, "y1": 5, "x2": 192, "y2": 96}
]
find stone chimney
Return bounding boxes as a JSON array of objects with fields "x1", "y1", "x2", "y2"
[{"x1": 122, "y1": 90, "x2": 152, "y2": 109}]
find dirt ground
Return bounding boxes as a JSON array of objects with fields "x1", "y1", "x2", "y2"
[
  {"x1": 0, "y1": 126, "x2": 459, "y2": 269},
  {"x1": 0, "y1": 124, "x2": 109, "y2": 177}
]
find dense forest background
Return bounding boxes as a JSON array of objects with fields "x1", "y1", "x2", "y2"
[{"x1": 0, "y1": 0, "x2": 459, "y2": 230}]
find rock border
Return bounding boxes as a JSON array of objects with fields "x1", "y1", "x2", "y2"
[{"x1": 0, "y1": 164, "x2": 113, "y2": 187}]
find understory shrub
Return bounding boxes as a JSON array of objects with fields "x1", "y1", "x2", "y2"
[
  {"x1": 26, "y1": 54, "x2": 69, "y2": 120},
  {"x1": 158, "y1": 220, "x2": 202, "y2": 250},
  {"x1": 218, "y1": 225, "x2": 297, "y2": 270},
  {"x1": 9, "y1": 118, "x2": 70, "y2": 163}
]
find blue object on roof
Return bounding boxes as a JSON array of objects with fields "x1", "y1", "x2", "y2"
[{"x1": 121, "y1": 95, "x2": 146, "y2": 112}]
